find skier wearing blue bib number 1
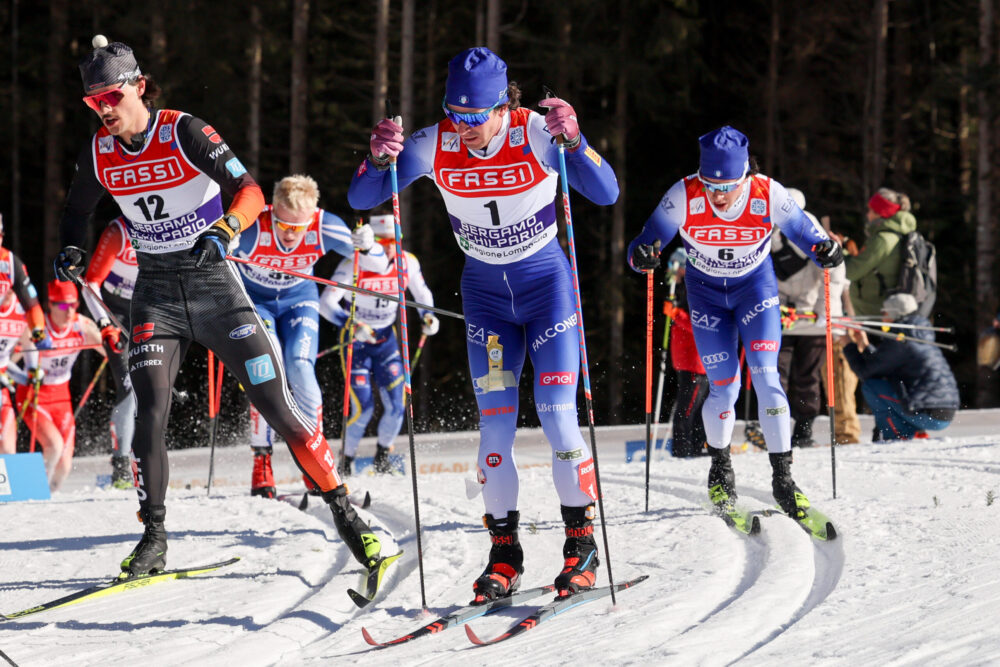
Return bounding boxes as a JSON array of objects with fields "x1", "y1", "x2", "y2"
[
  {"x1": 348, "y1": 47, "x2": 619, "y2": 601},
  {"x1": 628, "y1": 126, "x2": 844, "y2": 522}
]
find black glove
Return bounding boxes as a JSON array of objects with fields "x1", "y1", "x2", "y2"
[
  {"x1": 812, "y1": 239, "x2": 844, "y2": 268},
  {"x1": 54, "y1": 246, "x2": 87, "y2": 282},
  {"x1": 190, "y1": 226, "x2": 231, "y2": 269},
  {"x1": 631, "y1": 241, "x2": 661, "y2": 271}
]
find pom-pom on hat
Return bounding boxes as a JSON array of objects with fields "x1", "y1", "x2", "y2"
[
  {"x1": 698, "y1": 126, "x2": 750, "y2": 181},
  {"x1": 48, "y1": 279, "x2": 78, "y2": 304},
  {"x1": 369, "y1": 214, "x2": 396, "y2": 239},
  {"x1": 882, "y1": 293, "x2": 918, "y2": 320},
  {"x1": 445, "y1": 47, "x2": 509, "y2": 109},
  {"x1": 79, "y1": 37, "x2": 141, "y2": 93}
]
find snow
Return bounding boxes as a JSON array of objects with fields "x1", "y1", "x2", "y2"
[{"x1": 2, "y1": 411, "x2": 999, "y2": 666}]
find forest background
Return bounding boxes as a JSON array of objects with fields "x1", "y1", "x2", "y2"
[{"x1": 1, "y1": 0, "x2": 999, "y2": 452}]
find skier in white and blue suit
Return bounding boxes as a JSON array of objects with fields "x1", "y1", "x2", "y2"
[{"x1": 628, "y1": 126, "x2": 844, "y2": 521}]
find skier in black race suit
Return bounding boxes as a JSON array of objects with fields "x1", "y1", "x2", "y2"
[{"x1": 55, "y1": 37, "x2": 383, "y2": 577}]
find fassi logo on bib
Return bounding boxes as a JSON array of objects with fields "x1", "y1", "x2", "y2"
[
  {"x1": 439, "y1": 162, "x2": 537, "y2": 195},
  {"x1": 103, "y1": 158, "x2": 185, "y2": 192},
  {"x1": 689, "y1": 225, "x2": 768, "y2": 246}
]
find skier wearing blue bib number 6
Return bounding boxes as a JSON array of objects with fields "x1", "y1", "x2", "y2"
[{"x1": 628, "y1": 126, "x2": 843, "y2": 524}]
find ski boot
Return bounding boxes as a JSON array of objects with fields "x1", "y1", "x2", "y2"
[
  {"x1": 770, "y1": 451, "x2": 809, "y2": 519},
  {"x1": 251, "y1": 447, "x2": 276, "y2": 498},
  {"x1": 111, "y1": 455, "x2": 133, "y2": 489},
  {"x1": 373, "y1": 445, "x2": 392, "y2": 474},
  {"x1": 708, "y1": 445, "x2": 737, "y2": 512},
  {"x1": 472, "y1": 511, "x2": 523, "y2": 604},
  {"x1": 120, "y1": 506, "x2": 167, "y2": 577},
  {"x1": 792, "y1": 418, "x2": 816, "y2": 448},
  {"x1": 554, "y1": 504, "x2": 600, "y2": 597},
  {"x1": 324, "y1": 484, "x2": 381, "y2": 567},
  {"x1": 337, "y1": 454, "x2": 354, "y2": 478},
  {"x1": 744, "y1": 420, "x2": 767, "y2": 450}
]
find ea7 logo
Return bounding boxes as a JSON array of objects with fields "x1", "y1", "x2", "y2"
[
  {"x1": 690, "y1": 309, "x2": 721, "y2": 331},
  {"x1": 690, "y1": 225, "x2": 768, "y2": 246},
  {"x1": 132, "y1": 322, "x2": 155, "y2": 344},
  {"x1": 751, "y1": 340, "x2": 779, "y2": 352}
]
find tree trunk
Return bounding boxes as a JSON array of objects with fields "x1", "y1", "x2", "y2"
[
  {"x1": 975, "y1": 0, "x2": 998, "y2": 407},
  {"x1": 9, "y1": 0, "x2": 21, "y2": 253},
  {"x1": 764, "y1": 0, "x2": 779, "y2": 175},
  {"x1": 865, "y1": 0, "x2": 888, "y2": 194},
  {"x1": 289, "y1": 0, "x2": 309, "y2": 173},
  {"x1": 418, "y1": 0, "x2": 438, "y2": 422},
  {"x1": 247, "y1": 1, "x2": 263, "y2": 177},
  {"x1": 149, "y1": 5, "x2": 167, "y2": 77},
  {"x1": 44, "y1": 0, "x2": 67, "y2": 283},
  {"x1": 486, "y1": 0, "x2": 501, "y2": 52},
  {"x1": 608, "y1": 0, "x2": 628, "y2": 422},
  {"x1": 372, "y1": 0, "x2": 390, "y2": 125}
]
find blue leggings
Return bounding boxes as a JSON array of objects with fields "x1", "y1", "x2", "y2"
[
  {"x1": 463, "y1": 240, "x2": 596, "y2": 519},
  {"x1": 684, "y1": 263, "x2": 791, "y2": 453},
  {"x1": 340, "y1": 327, "x2": 405, "y2": 457},
  {"x1": 248, "y1": 285, "x2": 322, "y2": 449},
  {"x1": 861, "y1": 379, "x2": 951, "y2": 441}
]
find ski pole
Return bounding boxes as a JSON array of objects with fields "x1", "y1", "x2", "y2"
[
  {"x1": 403, "y1": 334, "x2": 428, "y2": 410},
  {"x1": 648, "y1": 273, "x2": 678, "y2": 477},
  {"x1": 556, "y1": 135, "x2": 617, "y2": 604},
  {"x1": 15, "y1": 382, "x2": 35, "y2": 427},
  {"x1": 226, "y1": 255, "x2": 463, "y2": 321},
  {"x1": 390, "y1": 132, "x2": 428, "y2": 610},
  {"x1": 823, "y1": 269, "x2": 837, "y2": 499},
  {"x1": 316, "y1": 342, "x2": 347, "y2": 360},
  {"x1": 15, "y1": 343, "x2": 106, "y2": 356},
  {"x1": 207, "y1": 353, "x2": 224, "y2": 494},
  {"x1": 341, "y1": 225, "x2": 362, "y2": 471},
  {"x1": 836, "y1": 320, "x2": 958, "y2": 351},
  {"x1": 73, "y1": 358, "x2": 108, "y2": 420},
  {"x1": 643, "y1": 264, "x2": 655, "y2": 513},
  {"x1": 29, "y1": 376, "x2": 41, "y2": 453},
  {"x1": 836, "y1": 316, "x2": 954, "y2": 333},
  {"x1": 72, "y1": 276, "x2": 130, "y2": 342}
]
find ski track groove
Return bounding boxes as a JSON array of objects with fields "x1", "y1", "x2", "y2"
[{"x1": 602, "y1": 469, "x2": 844, "y2": 665}]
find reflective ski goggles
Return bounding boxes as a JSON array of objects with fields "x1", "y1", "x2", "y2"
[
  {"x1": 272, "y1": 212, "x2": 311, "y2": 232},
  {"x1": 82, "y1": 83, "x2": 126, "y2": 113},
  {"x1": 52, "y1": 301, "x2": 78, "y2": 311},
  {"x1": 441, "y1": 97, "x2": 503, "y2": 128},
  {"x1": 698, "y1": 173, "x2": 747, "y2": 193}
]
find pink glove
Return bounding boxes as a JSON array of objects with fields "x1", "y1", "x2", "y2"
[
  {"x1": 370, "y1": 117, "x2": 404, "y2": 162},
  {"x1": 538, "y1": 97, "x2": 580, "y2": 146}
]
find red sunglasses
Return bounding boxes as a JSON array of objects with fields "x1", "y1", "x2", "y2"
[
  {"x1": 82, "y1": 83, "x2": 126, "y2": 113},
  {"x1": 52, "y1": 301, "x2": 78, "y2": 311}
]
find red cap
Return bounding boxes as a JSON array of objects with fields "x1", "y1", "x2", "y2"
[
  {"x1": 868, "y1": 193, "x2": 901, "y2": 219},
  {"x1": 48, "y1": 279, "x2": 78, "y2": 303}
]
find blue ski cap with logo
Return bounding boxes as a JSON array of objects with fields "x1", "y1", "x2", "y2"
[
  {"x1": 698, "y1": 126, "x2": 750, "y2": 181},
  {"x1": 445, "y1": 47, "x2": 509, "y2": 109}
]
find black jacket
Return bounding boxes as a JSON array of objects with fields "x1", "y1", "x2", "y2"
[{"x1": 843, "y1": 314, "x2": 960, "y2": 412}]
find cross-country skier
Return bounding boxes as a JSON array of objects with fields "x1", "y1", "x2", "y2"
[
  {"x1": 348, "y1": 47, "x2": 619, "y2": 600},
  {"x1": 55, "y1": 37, "x2": 384, "y2": 577},
  {"x1": 0, "y1": 213, "x2": 47, "y2": 454},
  {"x1": 82, "y1": 216, "x2": 138, "y2": 488},
  {"x1": 318, "y1": 213, "x2": 438, "y2": 477},
  {"x1": 628, "y1": 126, "x2": 843, "y2": 522},
  {"x1": 13, "y1": 280, "x2": 104, "y2": 491},
  {"x1": 233, "y1": 174, "x2": 388, "y2": 497}
]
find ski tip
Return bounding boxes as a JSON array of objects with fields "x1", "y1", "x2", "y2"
[
  {"x1": 464, "y1": 622, "x2": 488, "y2": 645},
  {"x1": 823, "y1": 522, "x2": 838, "y2": 540},
  {"x1": 361, "y1": 626, "x2": 381, "y2": 646},
  {"x1": 297, "y1": 492, "x2": 309, "y2": 511},
  {"x1": 749, "y1": 515, "x2": 762, "y2": 535},
  {"x1": 348, "y1": 588, "x2": 373, "y2": 609},
  {"x1": 362, "y1": 491, "x2": 372, "y2": 509}
]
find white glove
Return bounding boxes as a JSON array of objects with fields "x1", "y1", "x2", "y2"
[
  {"x1": 422, "y1": 313, "x2": 440, "y2": 336},
  {"x1": 351, "y1": 320, "x2": 377, "y2": 344},
  {"x1": 351, "y1": 224, "x2": 376, "y2": 252},
  {"x1": 28, "y1": 367, "x2": 46, "y2": 385}
]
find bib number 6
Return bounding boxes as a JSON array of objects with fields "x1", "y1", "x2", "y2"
[{"x1": 718, "y1": 248, "x2": 734, "y2": 261}]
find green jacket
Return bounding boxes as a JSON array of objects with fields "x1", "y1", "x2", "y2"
[{"x1": 845, "y1": 210, "x2": 917, "y2": 316}]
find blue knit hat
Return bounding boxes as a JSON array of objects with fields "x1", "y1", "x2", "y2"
[
  {"x1": 445, "y1": 47, "x2": 509, "y2": 109},
  {"x1": 698, "y1": 126, "x2": 750, "y2": 180}
]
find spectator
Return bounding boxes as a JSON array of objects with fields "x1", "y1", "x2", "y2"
[
  {"x1": 842, "y1": 293, "x2": 959, "y2": 442},
  {"x1": 771, "y1": 189, "x2": 848, "y2": 447},
  {"x1": 662, "y1": 247, "x2": 708, "y2": 457},
  {"x1": 840, "y1": 187, "x2": 916, "y2": 317}
]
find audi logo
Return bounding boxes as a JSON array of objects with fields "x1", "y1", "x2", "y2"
[{"x1": 700, "y1": 351, "x2": 730, "y2": 365}]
